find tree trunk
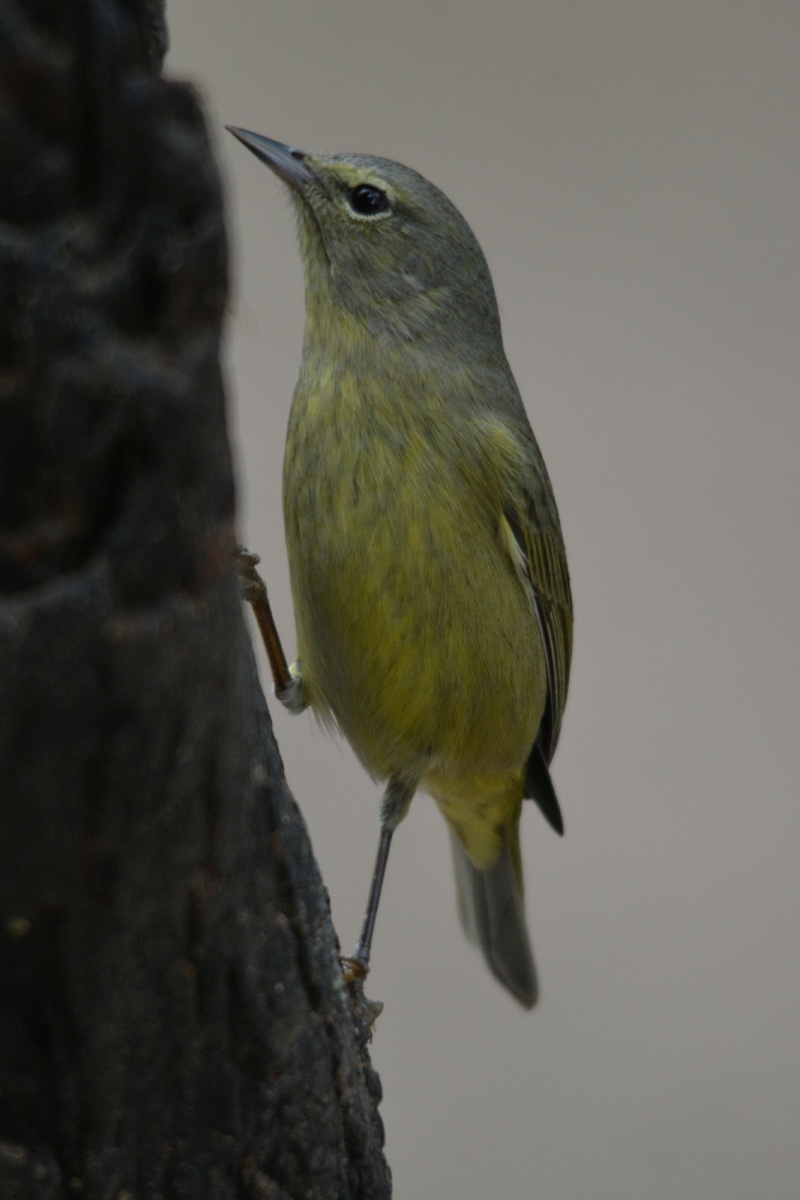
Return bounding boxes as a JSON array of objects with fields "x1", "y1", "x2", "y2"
[{"x1": 0, "y1": 2, "x2": 390, "y2": 1196}]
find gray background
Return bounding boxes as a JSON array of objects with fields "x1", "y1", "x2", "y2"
[{"x1": 168, "y1": 3, "x2": 799, "y2": 1197}]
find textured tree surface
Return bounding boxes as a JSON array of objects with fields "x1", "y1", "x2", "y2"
[{"x1": 0, "y1": 2, "x2": 390, "y2": 1197}]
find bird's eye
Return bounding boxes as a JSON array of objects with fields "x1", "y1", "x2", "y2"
[{"x1": 349, "y1": 184, "x2": 389, "y2": 216}]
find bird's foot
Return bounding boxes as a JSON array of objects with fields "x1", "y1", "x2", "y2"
[
  {"x1": 236, "y1": 544, "x2": 266, "y2": 603},
  {"x1": 340, "y1": 956, "x2": 384, "y2": 1041}
]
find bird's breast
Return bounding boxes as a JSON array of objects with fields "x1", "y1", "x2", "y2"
[{"x1": 282, "y1": 366, "x2": 546, "y2": 781}]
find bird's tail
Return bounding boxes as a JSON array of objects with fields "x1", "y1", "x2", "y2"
[{"x1": 449, "y1": 824, "x2": 538, "y2": 1009}]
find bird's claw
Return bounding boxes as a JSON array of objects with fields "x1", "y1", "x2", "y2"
[
  {"x1": 236, "y1": 544, "x2": 267, "y2": 604},
  {"x1": 340, "y1": 956, "x2": 383, "y2": 1041}
]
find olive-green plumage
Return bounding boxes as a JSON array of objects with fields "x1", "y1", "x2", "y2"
[{"x1": 229, "y1": 128, "x2": 572, "y2": 1008}]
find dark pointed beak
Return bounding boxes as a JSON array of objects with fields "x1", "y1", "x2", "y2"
[{"x1": 225, "y1": 126, "x2": 315, "y2": 193}]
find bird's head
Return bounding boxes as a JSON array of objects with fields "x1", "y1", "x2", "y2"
[{"x1": 227, "y1": 127, "x2": 503, "y2": 354}]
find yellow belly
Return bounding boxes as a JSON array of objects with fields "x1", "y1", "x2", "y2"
[{"x1": 283, "y1": 370, "x2": 546, "y2": 865}]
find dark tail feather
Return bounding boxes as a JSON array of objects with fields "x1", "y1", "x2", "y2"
[
  {"x1": 524, "y1": 741, "x2": 564, "y2": 836},
  {"x1": 450, "y1": 828, "x2": 538, "y2": 1009}
]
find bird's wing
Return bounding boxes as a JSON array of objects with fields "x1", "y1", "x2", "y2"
[
  {"x1": 470, "y1": 411, "x2": 573, "y2": 764},
  {"x1": 499, "y1": 461, "x2": 573, "y2": 765}
]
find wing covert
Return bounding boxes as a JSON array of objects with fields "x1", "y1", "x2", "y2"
[{"x1": 502, "y1": 493, "x2": 572, "y2": 763}]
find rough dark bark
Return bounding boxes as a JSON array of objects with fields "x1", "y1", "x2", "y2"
[{"x1": 0, "y1": 2, "x2": 390, "y2": 1197}]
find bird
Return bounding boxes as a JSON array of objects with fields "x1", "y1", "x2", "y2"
[{"x1": 228, "y1": 126, "x2": 572, "y2": 1008}]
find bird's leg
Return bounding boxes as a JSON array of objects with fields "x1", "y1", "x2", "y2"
[
  {"x1": 236, "y1": 545, "x2": 307, "y2": 713},
  {"x1": 351, "y1": 826, "x2": 394, "y2": 974},
  {"x1": 340, "y1": 821, "x2": 396, "y2": 1041},
  {"x1": 344, "y1": 777, "x2": 415, "y2": 983}
]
